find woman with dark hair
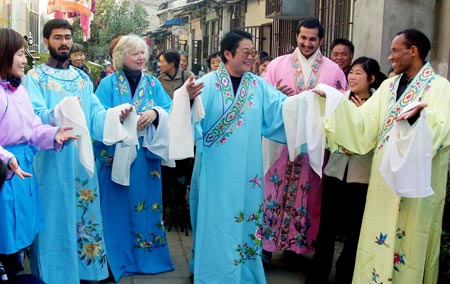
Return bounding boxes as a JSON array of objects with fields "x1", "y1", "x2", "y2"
[
  {"x1": 308, "y1": 57, "x2": 386, "y2": 284},
  {"x1": 0, "y1": 28, "x2": 75, "y2": 282},
  {"x1": 206, "y1": 51, "x2": 221, "y2": 72},
  {"x1": 158, "y1": 50, "x2": 192, "y2": 99},
  {"x1": 70, "y1": 43, "x2": 94, "y2": 82},
  {"x1": 158, "y1": 50, "x2": 194, "y2": 231}
]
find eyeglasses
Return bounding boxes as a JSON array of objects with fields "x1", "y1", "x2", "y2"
[
  {"x1": 52, "y1": 35, "x2": 73, "y2": 41},
  {"x1": 235, "y1": 48, "x2": 257, "y2": 58}
]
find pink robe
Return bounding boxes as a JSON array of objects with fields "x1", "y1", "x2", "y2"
[{"x1": 262, "y1": 50, "x2": 347, "y2": 254}]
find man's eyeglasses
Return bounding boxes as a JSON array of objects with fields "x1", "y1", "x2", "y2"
[
  {"x1": 235, "y1": 48, "x2": 257, "y2": 58},
  {"x1": 52, "y1": 35, "x2": 73, "y2": 41}
]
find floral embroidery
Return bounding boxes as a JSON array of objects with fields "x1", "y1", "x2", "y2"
[
  {"x1": 204, "y1": 64, "x2": 255, "y2": 147},
  {"x1": 233, "y1": 204, "x2": 264, "y2": 266},
  {"x1": 135, "y1": 201, "x2": 146, "y2": 212},
  {"x1": 374, "y1": 232, "x2": 390, "y2": 248},
  {"x1": 396, "y1": 227, "x2": 405, "y2": 239},
  {"x1": 370, "y1": 268, "x2": 393, "y2": 283},
  {"x1": 249, "y1": 175, "x2": 262, "y2": 188},
  {"x1": 116, "y1": 71, "x2": 157, "y2": 113},
  {"x1": 134, "y1": 231, "x2": 167, "y2": 252},
  {"x1": 291, "y1": 50, "x2": 324, "y2": 94},
  {"x1": 76, "y1": 178, "x2": 107, "y2": 267},
  {"x1": 262, "y1": 154, "x2": 313, "y2": 250},
  {"x1": 377, "y1": 63, "x2": 436, "y2": 151},
  {"x1": 393, "y1": 252, "x2": 406, "y2": 271}
]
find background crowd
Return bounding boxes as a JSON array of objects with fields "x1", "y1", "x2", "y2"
[{"x1": 1, "y1": 15, "x2": 449, "y2": 284}]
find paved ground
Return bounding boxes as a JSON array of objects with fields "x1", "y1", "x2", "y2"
[
  {"x1": 26, "y1": 226, "x2": 342, "y2": 283},
  {"x1": 99, "y1": 226, "x2": 308, "y2": 284}
]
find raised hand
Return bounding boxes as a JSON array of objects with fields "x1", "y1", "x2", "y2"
[{"x1": 186, "y1": 76, "x2": 204, "y2": 101}]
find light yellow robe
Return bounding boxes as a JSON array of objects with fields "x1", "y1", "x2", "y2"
[{"x1": 324, "y1": 63, "x2": 450, "y2": 284}]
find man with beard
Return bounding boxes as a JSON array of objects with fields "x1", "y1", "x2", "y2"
[
  {"x1": 261, "y1": 17, "x2": 347, "y2": 271},
  {"x1": 23, "y1": 19, "x2": 131, "y2": 284}
]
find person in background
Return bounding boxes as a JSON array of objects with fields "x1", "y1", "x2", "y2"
[
  {"x1": 178, "y1": 29, "x2": 288, "y2": 284},
  {"x1": 387, "y1": 67, "x2": 397, "y2": 78},
  {"x1": 315, "y1": 29, "x2": 450, "y2": 284},
  {"x1": 262, "y1": 17, "x2": 347, "y2": 271},
  {"x1": 258, "y1": 55, "x2": 272, "y2": 76},
  {"x1": 0, "y1": 27, "x2": 76, "y2": 283},
  {"x1": 307, "y1": 57, "x2": 387, "y2": 284},
  {"x1": 206, "y1": 51, "x2": 221, "y2": 72},
  {"x1": 157, "y1": 49, "x2": 194, "y2": 231},
  {"x1": 180, "y1": 51, "x2": 188, "y2": 70},
  {"x1": 95, "y1": 35, "x2": 122, "y2": 88},
  {"x1": 252, "y1": 50, "x2": 269, "y2": 74},
  {"x1": 330, "y1": 38, "x2": 354, "y2": 79},
  {"x1": 69, "y1": 43, "x2": 93, "y2": 82},
  {"x1": 94, "y1": 34, "x2": 174, "y2": 282},
  {"x1": 23, "y1": 19, "x2": 132, "y2": 284}
]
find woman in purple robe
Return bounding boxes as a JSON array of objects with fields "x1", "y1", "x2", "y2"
[{"x1": 0, "y1": 28, "x2": 75, "y2": 281}]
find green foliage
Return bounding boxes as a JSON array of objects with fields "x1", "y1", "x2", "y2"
[{"x1": 72, "y1": 0, "x2": 150, "y2": 64}]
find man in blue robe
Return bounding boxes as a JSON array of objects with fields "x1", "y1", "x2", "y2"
[
  {"x1": 23, "y1": 19, "x2": 130, "y2": 284},
  {"x1": 183, "y1": 30, "x2": 288, "y2": 284}
]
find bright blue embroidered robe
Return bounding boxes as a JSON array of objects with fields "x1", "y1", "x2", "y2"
[
  {"x1": 189, "y1": 64, "x2": 287, "y2": 284},
  {"x1": 94, "y1": 71, "x2": 174, "y2": 281},
  {"x1": 23, "y1": 65, "x2": 109, "y2": 284}
]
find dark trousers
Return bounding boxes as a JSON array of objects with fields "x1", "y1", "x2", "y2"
[
  {"x1": 309, "y1": 175, "x2": 368, "y2": 284},
  {"x1": 0, "y1": 250, "x2": 25, "y2": 280}
]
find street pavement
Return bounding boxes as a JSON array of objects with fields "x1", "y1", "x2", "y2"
[
  {"x1": 102, "y1": 227, "x2": 307, "y2": 284},
  {"x1": 25, "y1": 226, "x2": 339, "y2": 283}
]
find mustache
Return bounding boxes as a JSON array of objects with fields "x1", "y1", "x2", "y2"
[{"x1": 59, "y1": 46, "x2": 70, "y2": 50}]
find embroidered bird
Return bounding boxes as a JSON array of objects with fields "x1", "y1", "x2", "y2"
[
  {"x1": 149, "y1": 170, "x2": 160, "y2": 179},
  {"x1": 249, "y1": 175, "x2": 262, "y2": 188},
  {"x1": 375, "y1": 232, "x2": 390, "y2": 248}
]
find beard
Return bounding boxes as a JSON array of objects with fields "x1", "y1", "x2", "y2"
[{"x1": 48, "y1": 44, "x2": 71, "y2": 62}]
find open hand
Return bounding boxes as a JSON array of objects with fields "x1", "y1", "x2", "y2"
[
  {"x1": 55, "y1": 126, "x2": 78, "y2": 144},
  {"x1": 396, "y1": 103, "x2": 428, "y2": 121},
  {"x1": 276, "y1": 79, "x2": 296, "y2": 96},
  {"x1": 120, "y1": 106, "x2": 134, "y2": 122},
  {"x1": 186, "y1": 76, "x2": 204, "y2": 101},
  {"x1": 8, "y1": 157, "x2": 32, "y2": 180}
]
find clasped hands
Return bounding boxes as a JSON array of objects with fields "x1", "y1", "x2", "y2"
[{"x1": 311, "y1": 89, "x2": 427, "y2": 121}]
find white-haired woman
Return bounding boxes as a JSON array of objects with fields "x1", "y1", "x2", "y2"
[{"x1": 94, "y1": 34, "x2": 174, "y2": 281}]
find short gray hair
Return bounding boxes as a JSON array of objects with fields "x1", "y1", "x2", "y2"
[{"x1": 113, "y1": 34, "x2": 149, "y2": 70}]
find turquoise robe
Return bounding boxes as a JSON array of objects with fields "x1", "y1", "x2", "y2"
[
  {"x1": 94, "y1": 71, "x2": 174, "y2": 281},
  {"x1": 189, "y1": 63, "x2": 287, "y2": 284},
  {"x1": 23, "y1": 65, "x2": 109, "y2": 284}
]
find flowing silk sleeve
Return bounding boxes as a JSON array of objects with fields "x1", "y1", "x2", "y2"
[
  {"x1": 422, "y1": 77, "x2": 450, "y2": 157},
  {"x1": 259, "y1": 78, "x2": 287, "y2": 144},
  {"x1": 323, "y1": 81, "x2": 386, "y2": 155}
]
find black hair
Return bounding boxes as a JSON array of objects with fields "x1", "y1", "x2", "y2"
[
  {"x1": 259, "y1": 56, "x2": 272, "y2": 65},
  {"x1": 350, "y1": 56, "x2": 387, "y2": 92},
  {"x1": 71, "y1": 43, "x2": 85, "y2": 54},
  {"x1": 296, "y1": 17, "x2": 324, "y2": 39},
  {"x1": 396, "y1": 29, "x2": 431, "y2": 61},
  {"x1": 206, "y1": 51, "x2": 221, "y2": 69},
  {"x1": 0, "y1": 28, "x2": 26, "y2": 79},
  {"x1": 330, "y1": 38, "x2": 354, "y2": 55},
  {"x1": 158, "y1": 50, "x2": 180, "y2": 68},
  {"x1": 0, "y1": 159, "x2": 7, "y2": 189},
  {"x1": 43, "y1": 19, "x2": 73, "y2": 39},
  {"x1": 220, "y1": 30, "x2": 253, "y2": 64}
]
